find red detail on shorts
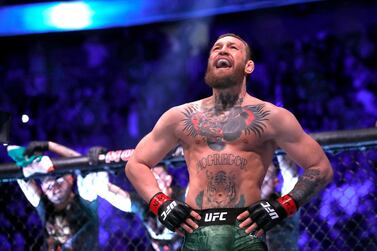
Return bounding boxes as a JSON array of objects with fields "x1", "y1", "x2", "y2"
[
  {"x1": 278, "y1": 194, "x2": 297, "y2": 216},
  {"x1": 149, "y1": 192, "x2": 171, "y2": 215}
]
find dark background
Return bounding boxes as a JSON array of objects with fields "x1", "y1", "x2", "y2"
[
  {"x1": 1, "y1": 0, "x2": 376, "y2": 151},
  {"x1": 0, "y1": 0, "x2": 377, "y2": 250}
]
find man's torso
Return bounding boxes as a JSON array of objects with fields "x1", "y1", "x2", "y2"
[{"x1": 172, "y1": 95, "x2": 278, "y2": 209}]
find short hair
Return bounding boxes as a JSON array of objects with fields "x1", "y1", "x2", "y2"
[{"x1": 216, "y1": 33, "x2": 252, "y2": 61}]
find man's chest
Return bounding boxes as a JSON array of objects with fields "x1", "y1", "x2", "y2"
[{"x1": 178, "y1": 104, "x2": 271, "y2": 151}]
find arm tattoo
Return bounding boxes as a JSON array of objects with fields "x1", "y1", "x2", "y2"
[
  {"x1": 182, "y1": 104, "x2": 270, "y2": 151},
  {"x1": 289, "y1": 169, "x2": 327, "y2": 207}
]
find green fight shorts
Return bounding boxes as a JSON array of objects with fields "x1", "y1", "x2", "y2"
[{"x1": 181, "y1": 208, "x2": 267, "y2": 251}]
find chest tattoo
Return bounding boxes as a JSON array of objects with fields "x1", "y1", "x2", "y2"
[{"x1": 182, "y1": 103, "x2": 270, "y2": 151}]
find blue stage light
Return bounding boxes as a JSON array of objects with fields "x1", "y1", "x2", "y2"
[
  {"x1": 46, "y1": 2, "x2": 93, "y2": 30},
  {"x1": 0, "y1": 0, "x2": 319, "y2": 36}
]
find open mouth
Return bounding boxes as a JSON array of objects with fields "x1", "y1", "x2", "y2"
[{"x1": 215, "y1": 58, "x2": 232, "y2": 68}]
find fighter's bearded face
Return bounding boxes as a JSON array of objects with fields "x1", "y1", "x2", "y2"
[{"x1": 205, "y1": 36, "x2": 250, "y2": 89}]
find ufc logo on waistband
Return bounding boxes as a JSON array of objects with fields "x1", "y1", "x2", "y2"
[
  {"x1": 161, "y1": 201, "x2": 177, "y2": 221},
  {"x1": 204, "y1": 212, "x2": 228, "y2": 222},
  {"x1": 261, "y1": 202, "x2": 279, "y2": 219}
]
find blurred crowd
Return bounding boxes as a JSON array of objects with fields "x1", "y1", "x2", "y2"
[
  {"x1": 0, "y1": 1, "x2": 377, "y2": 250},
  {"x1": 1, "y1": 23, "x2": 376, "y2": 150}
]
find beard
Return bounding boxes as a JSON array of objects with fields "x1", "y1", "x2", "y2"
[{"x1": 204, "y1": 62, "x2": 246, "y2": 89}]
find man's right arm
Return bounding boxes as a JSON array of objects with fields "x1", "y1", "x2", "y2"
[
  {"x1": 125, "y1": 108, "x2": 200, "y2": 233},
  {"x1": 17, "y1": 179, "x2": 42, "y2": 207},
  {"x1": 125, "y1": 109, "x2": 179, "y2": 202},
  {"x1": 7, "y1": 143, "x2": 50, "y2": 208}
]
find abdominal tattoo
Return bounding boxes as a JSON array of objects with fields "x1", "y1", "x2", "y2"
[
  {"x1": 196, "y1": 153, "x2": 248, "y2": 172},
  {"x1": 182, "y1": 103, "x2": 270, "y2": 151},
  {"x1": 195, "y1": 171, "x2": 245, "y2": 208},
  {"x1": 289, "y1": 169, "x2": 326, "y2": 207}
]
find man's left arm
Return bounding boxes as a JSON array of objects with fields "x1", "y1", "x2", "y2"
[
  {"x1": 274, "y1": 110, "x2": 333, "y2": 207},
  {"x1": 284, "y1": 136, "x2": 332, "y2": 206},
  {"x1": 238, "y1": 108, "x2": 333, "y2": 236}
]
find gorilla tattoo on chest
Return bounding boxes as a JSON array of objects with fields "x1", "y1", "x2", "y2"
[{"x1": 182, "y1": 103, "x2": 270, "y2": 151}]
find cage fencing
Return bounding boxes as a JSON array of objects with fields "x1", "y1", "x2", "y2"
[{"x1": 0, "y1": 128, "x2": 376, "y2": 251}]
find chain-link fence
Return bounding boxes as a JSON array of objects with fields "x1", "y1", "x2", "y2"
[
  {"x1": 0, "y1": 143, "x2": 376, "y2": 251},
  {"x1": 298, "y1": 146, "x2": 377, "y2": 251}
]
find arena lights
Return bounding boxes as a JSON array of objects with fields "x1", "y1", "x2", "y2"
[
  {"x1": 21, "y1": 114, "x2": 29, "y2": 123},
  {"x1": 0, "y1": 1, "x2": 141, "y2": 36},
  {"x1": 46, "y1": 2, "x2": 93, "y2": 30},
  {"x1": 0, "y1": 0, "x2": 320, "y2": 36}
]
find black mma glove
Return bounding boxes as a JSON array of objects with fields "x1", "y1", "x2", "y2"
[
  {"x1": 23, "y1": 141, "x2": 49, "y2": 157},
  {"x1": 247, "y1": 194, "x2": 298, "y2": 232},
  {"x1": 88, "y1": 146, "x2": 107, "y2": 165},
  {"x1": 149, "y1": 192, "x2": 192, "y2": 231}
]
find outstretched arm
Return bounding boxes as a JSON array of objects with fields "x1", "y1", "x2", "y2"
[
  {"x1": 104, "y1": 182, "x2": 132, "y2": 212},
  {"x1": 22, "y1": 141, "x2": 81, "y2": 158},
  {"x1": 46, "y1": 141, "x2": 81, "y2": 157},
  {"x1": 79, "y1": 171, "x2": 132, "y2": 211},
  {"x1": 17, "y1": 179, "x2": 42, "y2": 207}
]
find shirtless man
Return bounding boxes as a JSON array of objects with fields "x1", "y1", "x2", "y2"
[{"x1": 125, "y1": 33, "x2": 333, "y2": 250}]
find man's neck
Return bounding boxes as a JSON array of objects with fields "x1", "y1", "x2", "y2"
[
  {"x1": 54, "y1": 192, "x2": 75, "y2": 211},
  {"x1": 211, "y1": 85, "x2": 246, "y2": 111}
]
